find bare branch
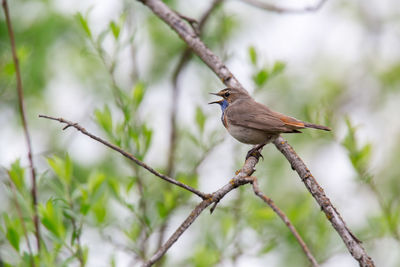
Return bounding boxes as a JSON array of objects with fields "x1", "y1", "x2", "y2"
[
  {"x1": 273, "y1": 136, "x2": 374, "y2": 267},
  {"x1": 238, "y1": 0, "x2": 328, "y2": 14},
  {"x1": 2, "y1": 0, "x2": 41, "y2": 251},
  {"x1": 38, "y1": 115, "x2": 208, "y2": 200},
  {"x1": 249, "y1": 176, "x2": 319, "y2": 267}
]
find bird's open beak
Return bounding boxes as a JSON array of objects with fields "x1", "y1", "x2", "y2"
[
  {"x1": 208, "y1": 99, "x2": 224, "y2": 105},
  {"x1": 209, "y1": 92, "x2": 221, "y2": 96}
]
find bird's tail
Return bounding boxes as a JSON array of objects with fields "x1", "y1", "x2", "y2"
[{"x1": 304, "y1": 122, "x2": 331, "y2": 131}]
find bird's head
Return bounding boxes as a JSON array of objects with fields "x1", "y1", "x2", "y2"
[{"x1": 209, "y1": 88, "x2": 250, "y2": 104}]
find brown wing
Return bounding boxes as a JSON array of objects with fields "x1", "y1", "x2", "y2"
[{"x1": 226, "y1": 99, "x2": 305, "y2": 133}]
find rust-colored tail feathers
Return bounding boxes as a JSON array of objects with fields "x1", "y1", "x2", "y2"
[{"x1": 304, "y1": 122, "x2": 331, "y2": 131}]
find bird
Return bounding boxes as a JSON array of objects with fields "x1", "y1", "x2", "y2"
[{"x1": 209, "y1": 88, "x2": 331, "y2": 158}]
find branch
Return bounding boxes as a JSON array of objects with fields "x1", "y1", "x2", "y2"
[
  {"x1": 249, "y1": 176, "x2": 319, "y2": 267},
  {"x1": 136, "y1": 0, "x2": 374, "y2": 266},
  {"x1": 273, "y1": 136, "x2": 374, "y2": 267},
  {"x1": 238, "y1": 0, "x2": 328, "y2": 14},
  {"x1": 38, "y1": 115, "x2": 208, "y2": 199},
  {"x1": 2, "y1": 0, "x2": 41, "y2": 251}
]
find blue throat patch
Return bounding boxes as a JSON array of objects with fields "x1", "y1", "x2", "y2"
[
  {"x1": 218, "y1": 100, "x2": 229, "y2": 127},
  {"x1": 219, "y1": 99, "x2": 229, "y2": 112}
]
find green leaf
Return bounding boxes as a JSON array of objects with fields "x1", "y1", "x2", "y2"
[
  {"x1": 76, "y1": 13, "x2": 92, "y2": 38},
  {"x1": 271, "y1": 61, "x2": 286, "y2": 76},
  {"x1": 176, "y1": 172, "x2": 198, "y2": 189},
  {"x1": 88, "y1": 172, "x2": 106, "y2": 195},
  {"x1": 3, "y1": 214, "x2": 20, "y2": 251},
  {"x1": 342, "y1": 117, "x2": 372, "y2": 181},
  {"x1": 248, "y1": 46, "x2": 257, "y2": 66},
  {"x1": 8, "y1": 159, "x2": 25, "y2": 191},
  {"x1": 157, "y1": 202, "x2": 168, "y2": 219},
  {"x1": 94, "y1": 105, "x2": 113, "y2": 135},
  {"x1": 132, "y1": 82, "x2": 145, "y2": 108},
  {"x1": 3, "y1": 61, "x2": 16, "y2": 76},
  {"x1": 109, "y1": 21, "x2": 120, "y2": 40},
  {"x1": 157, "y1": 191, "x2": 176, "y2": 219},
  {"x1": 92, "y1": 195, "x2": 107, "y2": 224},
  {"x1": 253, "y1": 69, "x2": 269, "y2": 87},
  {"x1": 380, "y1": 63, "x2": 400, "y2": 88},
  {"x1": 258, "y1": 239, "x2": 277, "y2": 255},
  {"x1": 195, "y1": 106, "x2": 206, "y2": 133},
  {"x1": 107, "y1": 178, "x2": 120, "y2": 197},
  {"x1": 342, "y1": 117, "x2": 357, "y2": 152},
  {"x1": 124, "y1": 221, "x2": 141, "y2": 241},
  {"x1": 192, "y1": 246, "x2": 220, "y2": 267},
  {"x1": 47, "y1": 154, "x2": 73, "y2": 186},
  {"x1": 39, "y1": 200, "x2": 65, "y2": 239},
  {"x1": 79, "y1": 187, "x2": 91, "y2": 215},
  {"x1": 142, "y1": 124, "x2": 153, "y2": 154}
]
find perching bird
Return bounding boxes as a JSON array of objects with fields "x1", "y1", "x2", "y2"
[{"x1": 209, "y1": 88, "x2": 330, "y2": 157}]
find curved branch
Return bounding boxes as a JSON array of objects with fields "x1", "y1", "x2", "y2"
[
  {"x1": 38, "y1": 115, "x2": 208, "y2": 200},
  {"x1": 273, "y1": 136, "x2": 374, "y2": 267},
  {"x1": 238, "y1": 0, "x2": 328, "y2": 14}
]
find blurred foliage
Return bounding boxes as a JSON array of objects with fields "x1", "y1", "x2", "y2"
[{"x1": 1, "y1": 0, "x2": 400, "y2": 266}]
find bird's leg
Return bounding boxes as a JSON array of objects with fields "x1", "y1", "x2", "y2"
[{"x1": 246, "y1": 143, "x2": 266, "y2": 160}]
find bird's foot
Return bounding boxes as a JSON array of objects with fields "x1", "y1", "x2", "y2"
[{"x1": 246, "y1": 144, "x2": 266, "y2": 160}]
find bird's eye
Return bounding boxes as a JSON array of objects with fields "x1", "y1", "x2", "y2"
[{"x1": 224, "y1": 92, "x2": 230, "y2": 97}]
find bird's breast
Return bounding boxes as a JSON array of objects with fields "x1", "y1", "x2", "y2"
[{"x1": 227, "y1": 124, "x2": 274, "y2": 144}]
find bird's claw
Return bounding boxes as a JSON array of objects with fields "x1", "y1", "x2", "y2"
[{"x1": 246, "y1": 148, "x2": 263, "y2": 160}]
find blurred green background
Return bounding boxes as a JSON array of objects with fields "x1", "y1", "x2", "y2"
[{"x1": 1, "y1": 0, "x2": 400, "y2": 266}]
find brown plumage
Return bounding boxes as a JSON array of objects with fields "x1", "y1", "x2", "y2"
[{"x1": 209, "y1": 88, "x2": 330, "y2": 145}]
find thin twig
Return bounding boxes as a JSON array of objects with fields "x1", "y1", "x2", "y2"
[
  {"x1": 238, "y1": 0, "x2": 328, "y2": 14},
  {"x1": 38, "y1": 115, "x2": 208, "y2": 200},
  {"x1": 273, "y1": 136, "x2": 374, "y2": 267},
  {"x1": 7, "y1": 173, "x2": 35, "y2": 267},
  {"x1": 2, "y1": 0, "x2": 41, "y2": 252},
  {"x1": 249, "y1": 176, "x2": 319, "y2": 267},
  {"x1": 136, "y1": 1, "x2": 374, "y2": 266}
]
